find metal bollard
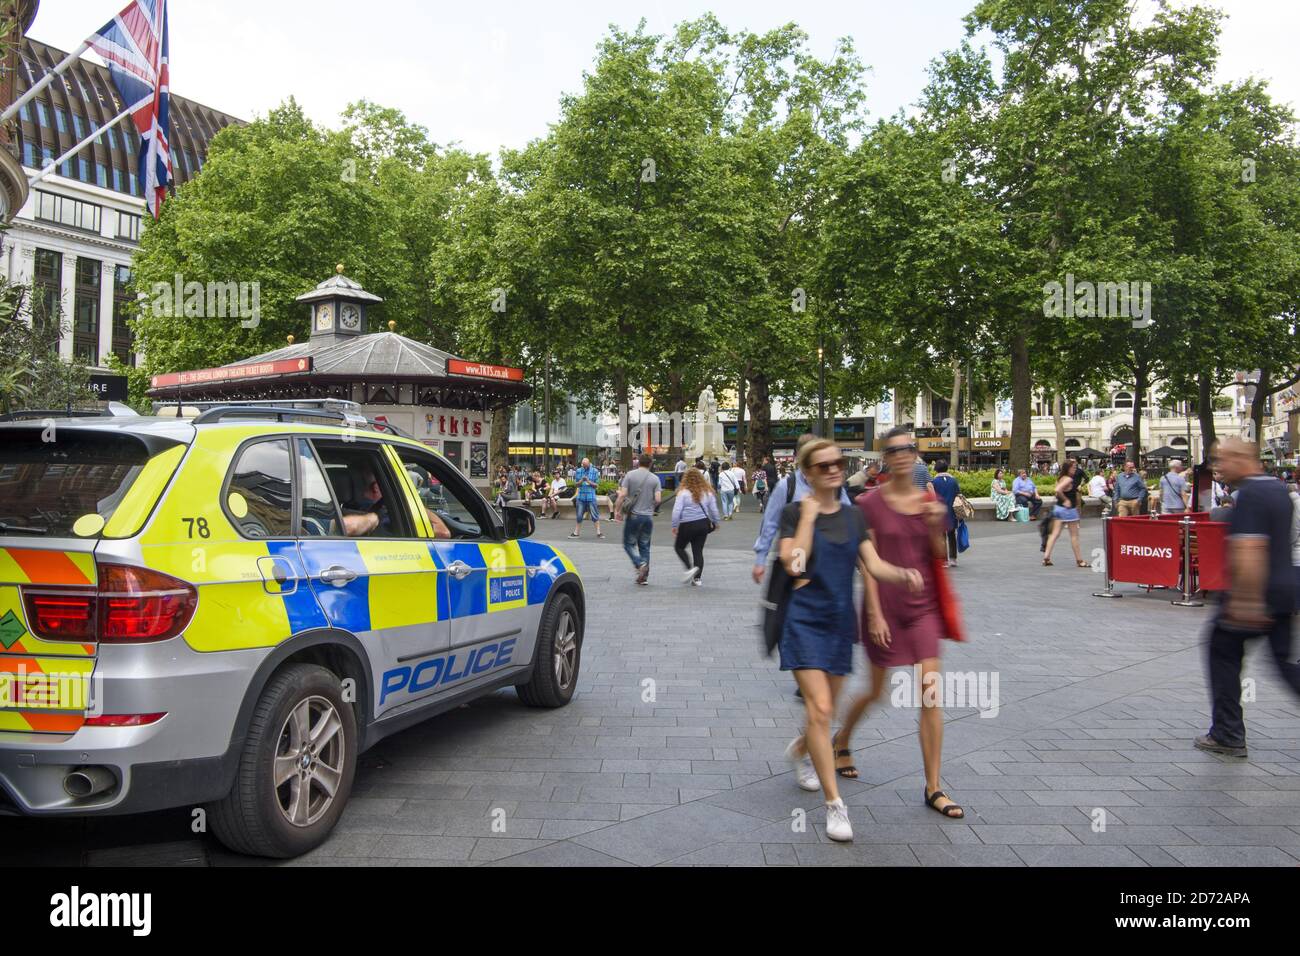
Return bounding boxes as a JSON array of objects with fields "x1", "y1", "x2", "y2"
[
  {"x1": 1092, "y1": 515, "x2": 1122, "y2": 599},
  {"x1": 1171, "y1": 515, "x2": 1204, "y2": 607}
]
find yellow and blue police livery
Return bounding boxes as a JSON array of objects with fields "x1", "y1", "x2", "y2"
[{"x1": 0, "y1": 405, "x2": 583, "y2": 858}]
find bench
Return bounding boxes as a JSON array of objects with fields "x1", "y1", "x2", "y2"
[
  {"x1": 511, "y1": 495, "x2": 612, "y2": 513},
  {"x1": 966, "y1": 495, "x2": 1105, "y2": 522}
]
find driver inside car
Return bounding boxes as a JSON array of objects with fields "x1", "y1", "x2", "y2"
[{"x1": 342, "y1": 465, "x2": 452, "y2": 539}]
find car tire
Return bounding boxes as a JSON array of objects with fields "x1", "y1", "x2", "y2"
[
  {"x1": 208, "y1": 663, "x2": 358, "y2": 858},
  {"x1": 516, "y1": 592, "x2": 581, "y2": 708}
]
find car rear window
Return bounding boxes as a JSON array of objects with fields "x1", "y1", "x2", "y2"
[{"x1": 0, "y1": 433, "x2": 155, "y2": 538}]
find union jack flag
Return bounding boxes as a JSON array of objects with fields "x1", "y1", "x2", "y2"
[{"x1": 87, "y1": 0, "x2": 170, "y2": 218}]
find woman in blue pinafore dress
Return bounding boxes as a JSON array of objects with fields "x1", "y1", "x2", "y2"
[{"x1": 777, "y1": 439, "x2": 921, "y2": 842}]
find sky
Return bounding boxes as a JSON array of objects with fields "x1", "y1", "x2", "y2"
[{"x1": 30, "y1": 1, "x2": 1300, "y2": 155}]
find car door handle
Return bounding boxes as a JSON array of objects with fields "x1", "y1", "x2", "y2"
[
  {"x1": 447, "y1": 560, "x2": 473, "y2": 580},
  {"x1": 319, "y1": 565, "x2": 358, "y2": 587}
]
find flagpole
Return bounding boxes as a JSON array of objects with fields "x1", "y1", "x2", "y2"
[
  {"x1": 0, "y1": 41, "x2": 93, "y2": 125},
  {"x1": 27, "y1": 106, "x2": 133, "y2": 189}
]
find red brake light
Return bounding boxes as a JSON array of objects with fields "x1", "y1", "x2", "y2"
[
  {"x1": 84, "y1": 712, "x2": 167, "y2": 726},
  {"x1": 97, "y1": 564, "x2": 197, "y2": 643},
  {"x1": 21, "y1": 564, "x2": 197, "y2": 644},
  {"x1": 24, "y1": 592, "x2": 95, "y2": 640}
]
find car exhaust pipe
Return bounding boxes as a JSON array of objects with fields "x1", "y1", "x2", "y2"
[{"x1": 63, "y1": 766, "x2": 116, "y2": 799}]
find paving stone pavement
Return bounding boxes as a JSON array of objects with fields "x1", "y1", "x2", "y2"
[{"x1": 8, "y1": 509, "x2": 1299, "y2": 866}]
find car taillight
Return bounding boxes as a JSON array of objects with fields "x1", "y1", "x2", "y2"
[
  {"x1": 24, "y1": 592, "x2": 96, "y2": 641},
  {"x1": 84, "y1": 712, "x2": 167, "y2": 727},
  {"x1": 21, "y1": 564, "x2": 197, "y2": 644},
  {"x1": 97, "y1": 564, "x2": 197, "y2": 643}
]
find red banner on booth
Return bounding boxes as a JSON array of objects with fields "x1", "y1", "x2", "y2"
[
  {"x1": 447, "y1": 359, "x2": 524, "y2": 382},
  {"x1": 151, "y1": 357, "x2": 312, "y2": 389},
  {"x1": 1108, "y1": 518, "x2": 1183, "y2": 588}
]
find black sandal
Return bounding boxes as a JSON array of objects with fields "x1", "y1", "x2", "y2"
[
  {"x1": 834, "y1": 749, "x2": 859, "y2": 779},
  {"x1": 925, "y1": 788, "x2": 965, "y2": 818}
]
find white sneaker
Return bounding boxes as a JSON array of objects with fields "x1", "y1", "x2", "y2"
[
  {"x1": 784, "y1": 737, "x2": 820, "y2": 792},
  {"x1": 691, "y1": 578, "x2": 702, "y2": 587},
  {"x1": 825, "y1": 798, "x2": 853, "y2": 842},
  {"x1": 681, "y1": 566, "x2": 700, "y2": 584}
]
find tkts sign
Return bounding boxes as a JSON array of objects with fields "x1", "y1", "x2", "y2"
[{"x1": 425, "y1": 412, "x2": 483, "y2": 438}]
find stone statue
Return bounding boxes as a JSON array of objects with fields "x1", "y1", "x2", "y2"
[{"x1": 684, "y1": 386, "x2": 728, "y2": 462}]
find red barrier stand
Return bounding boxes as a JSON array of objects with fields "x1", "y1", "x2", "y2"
[
  {"x1": 1108, "y1": 517, "x2": 1184, "y2": 587},
  {"x1": 1093, "y1": 514, "x2": 1230, "y2": 604},
  {"x1": 1191, "y1": 521, "x2": 1230, "y2": 592}
]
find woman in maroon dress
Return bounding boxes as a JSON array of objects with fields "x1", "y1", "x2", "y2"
[{"x1": 832, "y1": 428, "x2": 965, "y2": 819}]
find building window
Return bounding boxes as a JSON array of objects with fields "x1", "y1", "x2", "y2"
[
  {"x1": 33, "y1": 249, "x2": 61, "y2": 333},
  {"x1": 95, "y1": 163, "x2": 107, "y2": 188},
  {"x1": 40, "y1": 146, "x2": 53, "y2": 168},
  {"x1": 34, "y1": 191, "x2": 102, "y2": 233},
  {"x1": 21, "y1": 142, "x2": 33, "y2": 167},
  {"x1": 106, "y1": 127, "x2": 117, "y2": 150},
  {"x1": 112, "y1": 169, "x2": 123, "y2": 192},
  {"x1": 35, "y1": 101, "x2": 48, "y2": 127},
  {"x1": 129, "y1": 173, "x2": 138, "y2": 196},
  {"x1": 113, "y1": 265, "x2": 134, "y2": 364},
  {"x1": 59, "y1": 159, "x2": 71, "y2": 178},
  {"x1": 72, "y1": 113, "x2": 84, "y2": 138},
  {"x1": 116, "y1": 211, "x2": 140, "y2": 242},
  {"x1": 18, "y1": 102, "x2": 29, "y2": 121},
  {"x1": 1114, "y1": 392, "x2": 1134, "y2": 409},
  {"x1": 78, "y1": 157, "x2": 90, "y2": 182},
  {"x1": 55, "y1": 107, "x2": 67, "y2": 133},
  {"x1": 73, "y1": 257, "x2": 101, "y2": 365}
]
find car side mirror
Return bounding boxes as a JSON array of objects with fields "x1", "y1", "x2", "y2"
[{"x1": 503, "y1": 503, "x2": 535, "y2": 540}]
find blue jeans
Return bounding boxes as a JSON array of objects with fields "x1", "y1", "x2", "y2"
[
  {"x1": 574, "y1": 498, "x2": 600, "y2": 523},
  {"x1": 622, "y1": 513, "x2": 653, "y2": 569},
  {"x1": 720, "y1": 489, "x2": 735, "y2": 516}
]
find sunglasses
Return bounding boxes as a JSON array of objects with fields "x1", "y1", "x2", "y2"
[
  {"x1": 884, "y1": 443, "x2": 918, "y2": 454},
  {"x1": 811, "y1": 457, "x2": 848, "y2": 474}
]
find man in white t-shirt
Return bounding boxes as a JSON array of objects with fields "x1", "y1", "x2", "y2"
[
  {"x1": 1088, "y1": 471, "x2": 1110, "y2": 515},
  {"x1": 728, "y1": 461, "x2": 747, "y2": 514},
  {"x1": 544, "y1": 471, "x2": 567, "y2": 519}
]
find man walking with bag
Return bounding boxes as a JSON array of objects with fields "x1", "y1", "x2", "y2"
[{"x1": 616, "y1": 454, "x2": 661, "y2": 585}]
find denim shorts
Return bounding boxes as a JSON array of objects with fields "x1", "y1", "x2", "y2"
[
  {"x1": 1053, "y1": 505, "x2": 1080, "y2": 522},
  {"x1": 575, "y1": 498, "x2": 600, "y2": 522}
]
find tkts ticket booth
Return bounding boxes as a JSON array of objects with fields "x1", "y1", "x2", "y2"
[{"x1": 145, "y1": 266, "x2": 529, "y2": 491}]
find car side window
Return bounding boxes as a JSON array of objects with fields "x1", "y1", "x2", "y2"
[
  {"x1": 297, "y1": 439, "x2": 343, "y2": 536},
  {"x1": 309, "y1": 441, "x2": 415, "y2": 539},
  {"x1": 227, "y1": 439, "x2": 293, "y2": 538},
  {"x1": 394, "y1": 447, "x2": 488, "y2": 540}
]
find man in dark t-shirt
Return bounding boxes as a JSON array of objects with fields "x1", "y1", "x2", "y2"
[{"x1": 1198, "y1": 438, "x2": 1300, "y2": 757}]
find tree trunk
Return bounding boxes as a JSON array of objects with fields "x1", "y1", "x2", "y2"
[
  {"x1": 489, "y1": 404, "x2": 510, "y2": 477},
  {"x1": 614, "y1": 371, "x2": 632, "y2": 472},
  {"x1": 1130, "y1": 365, "x2": 1148, "y2": 465},
  {"x1": 1197, "y1": 371, "x2": 1217, "y2": 461},
  {"x1": 1052, "y1": 392, "x2": 1065, "y2": 465},
  {"x1": 1249, "y1": 366, "x2": 1270, "y2": 447},
  {"x1": 746, "y1": 372, "x2": 772, "y2": 463},
  {"x1": 948, "y1": 361, "x2": 962, "y2": 435},
  {"x1": 1010, "y1": 326, "x2": 1032, "y2": 470}
]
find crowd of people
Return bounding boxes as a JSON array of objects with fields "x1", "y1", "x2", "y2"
[{"x1": 494, "y1": 431, "x2": 1300, "y2": 844}]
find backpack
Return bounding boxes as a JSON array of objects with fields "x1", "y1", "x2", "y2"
[{"x1": 760, "y1": 475, "x2": 803, "y2": 656}]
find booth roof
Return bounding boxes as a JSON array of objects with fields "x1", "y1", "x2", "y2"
[{"x1": 237, "y1": 331, "x2": 456, "y2": 378}]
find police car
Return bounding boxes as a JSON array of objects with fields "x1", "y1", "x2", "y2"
[{"x1": 0, "y1": 402, "x2": 584, "y2": 857}]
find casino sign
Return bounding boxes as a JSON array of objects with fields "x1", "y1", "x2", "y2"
[{"x1": 146, "y1": 265, "x2": 530, "y2": 487}]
